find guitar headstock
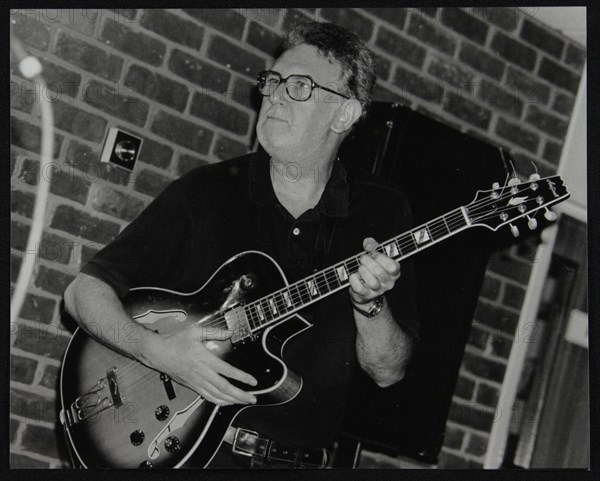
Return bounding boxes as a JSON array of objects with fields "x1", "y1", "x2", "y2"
[{"x1": 465, "y1": 175, "x2": 570, "y2": 236}]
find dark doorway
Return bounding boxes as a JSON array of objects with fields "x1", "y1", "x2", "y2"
[{"x1": 336, "y1": 102, "x2": 510, "y2": 463}]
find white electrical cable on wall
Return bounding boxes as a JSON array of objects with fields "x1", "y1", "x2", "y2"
[{"x1": 10, "y1": 30, "x2": 55, "y2": 325}]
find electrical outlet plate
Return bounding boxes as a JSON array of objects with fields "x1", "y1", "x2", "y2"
[{"x1": 100, "y1": 128, "x2": 143, "y2": 171}]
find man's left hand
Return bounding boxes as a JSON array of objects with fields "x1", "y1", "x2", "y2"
[{"x1": 349, "y1": 237, "x2": 401, "y2": 305}]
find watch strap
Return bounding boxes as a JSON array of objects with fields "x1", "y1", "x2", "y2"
[{"x1": 352, "y1": 295, "x2": 384, "y2": 318}]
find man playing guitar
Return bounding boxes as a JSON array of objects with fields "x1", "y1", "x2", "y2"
[{"x1": 64, "y1": 21, "x2": 418, "y2": 468}]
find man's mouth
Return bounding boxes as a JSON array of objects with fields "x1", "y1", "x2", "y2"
[
  {"x1": 266, "y1": 114, "x2": 288, "y2": 123},
  {"x1": 266, "y1": 109, "x2": 288, "y2": 122}
]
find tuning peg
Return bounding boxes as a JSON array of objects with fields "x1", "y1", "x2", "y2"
[
  {"x1": 510, "y1": 223, "x2": 520, "y2": 237},
  {"x1": 527, "y1": 215, "x2": 538, "y2": 230},
  {"x1": 544, "y1": 208, "x2": 557, "y2": 221},
  {"x1": 508, "y1": 177, "x2": 521, "y2": 194},
  {"x1": 490, "y1": 182, "x2": 501, "y2": 199},
  {"x1": 529, "y1": 173, "x2": 539, "y2": 191}
]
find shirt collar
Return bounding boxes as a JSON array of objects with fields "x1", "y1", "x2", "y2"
[{"x1": 249, "y1": 148, "x2": 349, "y2": 217}]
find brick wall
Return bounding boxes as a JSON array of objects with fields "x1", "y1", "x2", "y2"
[{"x1": 10, "y1": 8, "x2": 585, "y2": 468}]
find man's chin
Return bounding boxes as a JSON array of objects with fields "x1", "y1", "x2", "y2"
[
  {"x1": 258, "y1": 138, "x2": 297, "y2": 162},
  {"x1": 257, "y1": 131, "x2": 288, "y2": 156}
]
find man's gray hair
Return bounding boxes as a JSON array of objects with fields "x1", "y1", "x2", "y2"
[{"x1": 284, "y1": 21, "x2": 376, "y2": 118}]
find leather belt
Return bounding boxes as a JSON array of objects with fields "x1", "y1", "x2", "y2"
[{"x1": 223, "y1": 426, "x2": 329, "y2": 468}]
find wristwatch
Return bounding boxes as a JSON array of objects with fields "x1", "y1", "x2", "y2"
[{"x1": 352, "y1": 295, "x2": 385, "y2": 318}]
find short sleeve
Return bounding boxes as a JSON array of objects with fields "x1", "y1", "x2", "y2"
[{"x1": 81, "y1": 178, "x2": 194, "y2": 298}]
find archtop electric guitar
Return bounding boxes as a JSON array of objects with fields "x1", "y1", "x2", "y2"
[{"x1": 60, "y1": 174, "x2": 569, "y2": 468}]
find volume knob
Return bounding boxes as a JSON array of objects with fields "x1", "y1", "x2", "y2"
[
  {"x1": 130, "y1": 430, "x2": 145, "y2": 446},
  {"x1": 165, "y1": 436, "x2": 181, "y2": 453},
  {"x1": 241, "y1": 274, "x2": 256, "y2": 290},
  {"x1": 155, "y1": 405, "x2": 170, "y2": 421}
]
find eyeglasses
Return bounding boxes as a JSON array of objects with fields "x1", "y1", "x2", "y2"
[{"x1": 257, "y1": 70, "x2": 351, "y2": 102}]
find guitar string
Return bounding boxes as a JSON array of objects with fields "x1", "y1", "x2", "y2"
[
  {"x1": 115, "y1": 191, "x2": 551, "y2": 389},
  {"x1": 117, "y1": 197, "x2": 552, "y2": 393},
  {"x1": 119, "y1": 230, "x2": 500, "y2": 392},
  {"x1": 115, "y1": 208, "x2": 469, "y2": 386},
  {"x1": 210, "y1": 192, "x2": 514, "y2": 334},
  {"x1": 114, "y1": 185, "x2": 558, "y2": 390},
  {"x1": 191, "y1": 187, "x2": 551, "y2": 334},
  {"x1": 121, "y1": 182, "x2": 547, "y2": 350}
]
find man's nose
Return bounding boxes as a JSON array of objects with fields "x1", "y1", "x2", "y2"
[{"x1": 269, "y1": 82, "x2": 289, "y2": 104}]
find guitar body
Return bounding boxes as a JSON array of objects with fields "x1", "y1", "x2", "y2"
[{"x1": 60, "y1": 251, "x2": 309, "y2": 468}]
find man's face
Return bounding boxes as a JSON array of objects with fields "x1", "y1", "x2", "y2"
[{"x1": 256, "y1": 44, "x2": 346, "y2": 163}]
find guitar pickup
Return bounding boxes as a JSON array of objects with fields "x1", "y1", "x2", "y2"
[
  {"x1": 224, "y1": 307, "x2": 252, "y2": 344},
  {"x1": 106, "y1": 368, "x2": 124, "y2": 407}
]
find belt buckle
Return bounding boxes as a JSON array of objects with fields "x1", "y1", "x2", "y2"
[{"x1": 232, "y1": 428, "x2": 269, "y2": 458}]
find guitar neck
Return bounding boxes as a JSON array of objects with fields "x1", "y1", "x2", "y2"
[{"x1": 243, "y1": 207, "x2": 470, "y2": 332}]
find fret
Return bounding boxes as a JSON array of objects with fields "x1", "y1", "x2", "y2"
[
  {"x1": 384, "y1": 241, "x2": 399, "y2": 257},
  {"x1": 425, "y1": 223, "x2": 434, "y2": 241},
  {"x1": 260, "y1": 298, "x2": 273, "y2": 320},
  {"x1": 268, "y1": 297, "x2": 278, "y2": 315},
  {"x1": 244, "y1": 304, "x2": 258, "y2": 329},
  {"x1": 315, "y1": 271, "x2": 330, "y2": 294},
  {"x1": 272, "y1": 292, "x2": 287, "y2": 316},
  {"x1": 336, "y1": 265, "x2": 349, "y2": 282},
  {"x1": 274, "y1": 291, "x2": 288, "y2": 314},
  {"x1": 413, "y1": 226, "x2": 431, "y2": 246},
  {"x1": 243, "y1": 203, "x2": 481, "y2": 333},
  {"x1": 306, "y1": 278, "x2": 319, "y2": 298},
  {"x1": 394, "y1": 238, "x2": 403, "y2": 257},
  {"x1": 271, "y1": 293, "x2": 281, "y2": 314},
  {"x1": 454, "y1": 209, "x2": 468, "y2": 229},
  {"x1": 345, "y1": 257, "x2": 360, "y2": 277},
  {"x1": 441, "y1": 214, "x2": 452, "y2": 236},
  {"x1": 400, "y1": 232, "x2": 417, "y2": 253},
  {"x1": 295, "y1": 281, "x2": 312, "y2": 306},
  {"x1": 427, "y1": 219, "x2": 443, "y2": 240},
  {"x1": 443, "y1": 209, "x2": 465, "y2": 232},
  {"x1": 244, "y1": 303, "x2": 259, "y2": 328},
  {"x1": 283, "y1": 290, "x2": 293, "y2": 308},
  {"x1": 291, "y1": 282, "x2": 306, "y2": 308},
  {"x1": 325, "y1": 267, "x2": 342, "y2": 289},
  {"x1": 254, "y1": 303, "x2": 265, "y2": 322}
]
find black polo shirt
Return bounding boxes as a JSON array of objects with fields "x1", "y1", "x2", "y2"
[{"x1": 82, "y1": 149, "x2": 418, "y2": 447}]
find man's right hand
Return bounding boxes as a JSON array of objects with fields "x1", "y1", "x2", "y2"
[
  {"x1": 143, "y1": 324, "x2": 258, "y2": 406},
  {"x1": 66, "y1": 274, "x2": 257, "y2": 407}
]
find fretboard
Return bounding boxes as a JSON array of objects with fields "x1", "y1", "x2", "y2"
[{"x1": 243, "y1": 207, "x2": 469, "y2": 332}]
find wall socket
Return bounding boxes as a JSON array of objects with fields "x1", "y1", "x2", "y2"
[{"x1": 100, "y1": 128, "x2": 143, "y2": 171}]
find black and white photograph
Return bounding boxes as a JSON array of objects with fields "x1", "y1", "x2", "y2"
[{"x1": 8, "y1": 5, "x2": 592, "y2": 474}]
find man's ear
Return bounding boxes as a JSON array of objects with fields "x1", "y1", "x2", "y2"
[{"x1": 331, "y1": 99, "x2": 362, "y2": 134}]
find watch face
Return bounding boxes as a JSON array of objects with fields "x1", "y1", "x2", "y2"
[{"x1": 368, "y1": 296, "x2": 384, "y2": 317}]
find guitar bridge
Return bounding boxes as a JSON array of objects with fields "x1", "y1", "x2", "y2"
[{"x1": 63, "y1": 368, "x2": 123, "y2": 427}]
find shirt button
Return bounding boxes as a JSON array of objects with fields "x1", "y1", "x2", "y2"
[{"x1": 292, "y1": 227, "x2": 301, "y2": 236}]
